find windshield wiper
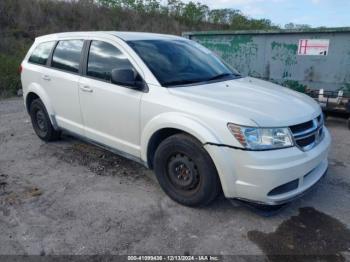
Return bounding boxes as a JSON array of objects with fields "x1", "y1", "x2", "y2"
[
  {"x1": 163, "y1": 73, "x2": 242, "y2": 87},
  {"x1": 163, "y1": 78, "x2": 206, "y2": 87},
  {"x1": 206, "y1": 73, "x2": 241, "y2": 81}
]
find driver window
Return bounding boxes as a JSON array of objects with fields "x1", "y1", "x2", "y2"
[{"x1": 87, "y1": 41, "x2": 134, "y2": 82}]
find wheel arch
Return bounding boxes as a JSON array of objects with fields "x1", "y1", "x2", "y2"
[
  {"x1": 24, "y1": 84, "x2": 58, "y2": 130},
  {"x1": 25, "y1": 92, "x2": 40, "y2": 113},
  {"x1": 141, "y1": 113, "x2": 221, "y2": 169}
]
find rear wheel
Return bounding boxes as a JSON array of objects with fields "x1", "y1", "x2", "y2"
[
  {"x1": 153, "y1": 134, "x2": 220, "y2": 207},
  {"x1": 29, "y1": 99, "x2": 60, "y2": 141}
]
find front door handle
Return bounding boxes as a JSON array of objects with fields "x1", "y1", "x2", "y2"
[
  {"x1": 42, "y1": 75, "x2": 51, "y2": 81},
  {"x1": 80, "y1": 85, "x2": 93, "y2": 93}
]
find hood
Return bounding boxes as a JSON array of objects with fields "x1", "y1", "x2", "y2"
[{"x1": 168, "y1": 77, "x2": 321, "y2": 127}]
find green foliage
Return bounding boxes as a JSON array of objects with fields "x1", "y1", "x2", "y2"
[
  {"x1": 283, "y1": 80, "x2": 307, "y2": 93},
  {"x1": 209, "y1": 9, "x2": 239, "y2": 24},
  {"x1": 0, "y1": 33, "x2": 32, "y2": 97},
  {"x1": 0, "y1": 54, "x2": 22, "y2": 97},
  {"x1": 182, "y1": 2, "x2": 209, "y2": 25},
  {"x1": 285, "y1": 23, "x2": 311, "y2": 30},
  {"x1": 95, "y1": 0, "x2": 277, "y2": 29},
  {"x1": 0, "y1": 0, "x2": 280, "y2": 97}
]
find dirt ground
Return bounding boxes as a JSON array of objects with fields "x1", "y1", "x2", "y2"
[{"x1": 1, "y1": 97, "x2": 350, "y2": 260}]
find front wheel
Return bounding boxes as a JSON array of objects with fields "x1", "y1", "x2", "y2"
[{"x1": 153, "y1": 134, "x2": 220, "y2": 207}]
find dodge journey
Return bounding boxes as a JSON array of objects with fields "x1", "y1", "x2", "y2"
[{"x1": 21, "y1": 32, "x2": 331, "y2": 207}]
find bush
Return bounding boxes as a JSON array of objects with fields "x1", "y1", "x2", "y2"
[
  {"x1": 283, "y1": 80, "x2": 307, "y2": 93},
  {"x1": 0, "y1": 54, "x2": 22, "y2": 97}
]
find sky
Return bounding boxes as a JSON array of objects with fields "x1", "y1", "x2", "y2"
[{"x1": 181, "y1": 0, "x2": 350, "y2": 28}]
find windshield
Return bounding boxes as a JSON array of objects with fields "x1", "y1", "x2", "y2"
[{"x1": 127, "y1": 39, "x2": 241, "y2": 87}]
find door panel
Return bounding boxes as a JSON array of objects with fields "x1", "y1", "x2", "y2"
[
  {"x1": 44, "y1": 68, "x2": 83, "y2": 134},
  {"x1": 78, "y1": 40, "x2": 143, "y2": 157},
  {"x1": 44, "y1": 40, "x2": 85, "y2": 134},
  {"x1": 79, "y1": 77, "x2": 142, "y2": 156}
]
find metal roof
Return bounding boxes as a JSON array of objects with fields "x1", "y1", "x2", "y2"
[{"x1": 183, "y1": 27, "x2": 350, "y2": 37}]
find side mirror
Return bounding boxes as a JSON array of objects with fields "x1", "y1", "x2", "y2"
[{"x1": 111, "y1": 68, "x2": 143, "y2": 90}]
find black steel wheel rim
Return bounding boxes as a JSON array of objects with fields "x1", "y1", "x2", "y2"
[
  {"x1": 35, "y1": 109, "x2": 48, "y2": 132},
  {"x1": 166, "y1": 153, "x2": 200, "y2": 192}
]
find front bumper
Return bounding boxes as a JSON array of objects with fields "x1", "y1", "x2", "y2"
[{"x1": 204, "y1": 127, "x2": 331, "y2": 205}]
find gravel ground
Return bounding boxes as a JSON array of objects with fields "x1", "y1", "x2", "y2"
[{"x1": 0, "y1": 97, "x2": 350, "y2": 260}]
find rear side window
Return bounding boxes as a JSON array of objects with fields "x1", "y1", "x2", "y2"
[
  {"x1": 87, "y1": 41, "x2": 134, "y2": 82},
  {"x1": 28, "y1": 41, "x2": 56, "y2": 65},
  {"x1": 51, "y1": 40, "x2": 84, "y2": 73}
]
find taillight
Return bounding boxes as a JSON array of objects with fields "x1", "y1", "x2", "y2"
[{"x1": 18, "y1": 64, "x2": 23, "y2": 74}]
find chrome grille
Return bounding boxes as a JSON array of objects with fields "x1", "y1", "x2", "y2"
[{"x1": 289, "y1": 115, "x2": 324, "y2": 151}]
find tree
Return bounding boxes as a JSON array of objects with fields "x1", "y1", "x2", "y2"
[
  {"x1": 209, "y1": 9, "x2": 241, "y2": 25},
  {"x1": 285, "y1": 23, "x2": 311, "y2": 29},
  {"x1": 182, "y1": 1, "x2": 209, "y2": 25},
  {"x1": 167, "y1": 0, "x2": 185, "y2": 17},
  {"x1": 96, "y1": 0, "x2": 123, "y2": 8}
]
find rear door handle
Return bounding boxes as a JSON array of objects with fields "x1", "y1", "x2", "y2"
[
  {"x1": 42, "y1": 75, "x2": 51, "y2": 81},
  {"x1": 80, "y1": 85, "x2": 93, "y2": 93}
]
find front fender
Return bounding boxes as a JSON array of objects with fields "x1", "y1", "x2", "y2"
[{"x1": 140, "y1": 112, "x2": 221, "y2": 163}]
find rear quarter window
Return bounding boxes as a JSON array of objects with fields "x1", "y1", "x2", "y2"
[{"x1": 28, "y1": 41, "x2": 56, "y2": 65}]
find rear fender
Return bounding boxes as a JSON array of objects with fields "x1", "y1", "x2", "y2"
[{"x1": 25, "y1": 83, "x2": 58, "y2": 129}]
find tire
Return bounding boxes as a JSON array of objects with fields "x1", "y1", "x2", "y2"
[
  {"x1": 29, "y1": 99, "x2": 61, "y2": 142},
  {"x1": 153, "y1": 133, "x2": 220, "y2": 207},
  {"x1": 348, "y1": 118, "x2": 350, "y2": 130}
]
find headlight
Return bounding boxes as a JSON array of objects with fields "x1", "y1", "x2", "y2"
[{"x1": 227, "y1": 123, "x2": 293, "y2": 150}]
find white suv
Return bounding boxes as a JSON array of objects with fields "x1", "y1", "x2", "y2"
[{"x1": 21, "y1": 32, "x2": 331, "y2": 207}]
